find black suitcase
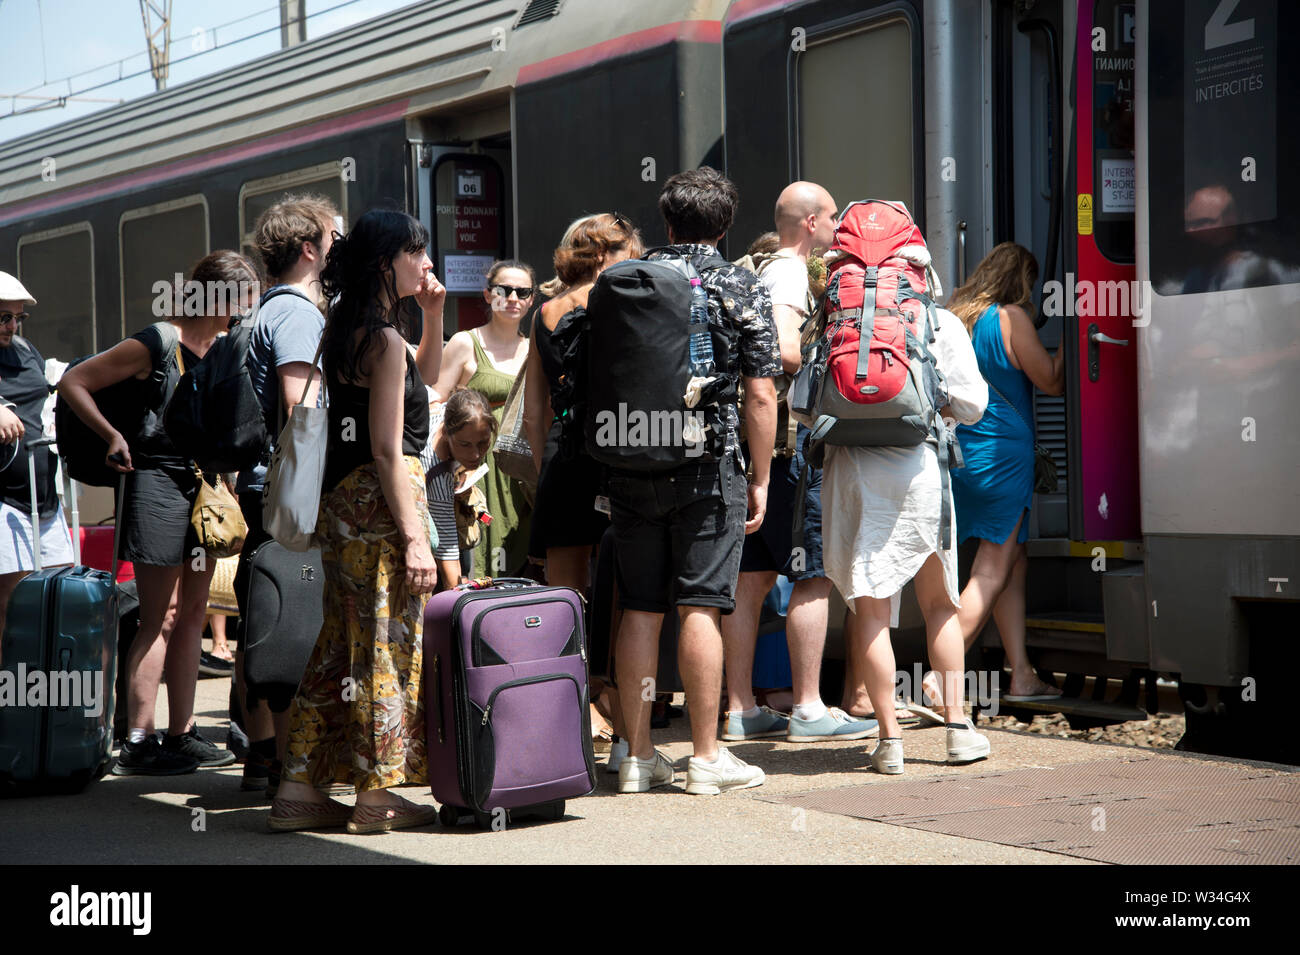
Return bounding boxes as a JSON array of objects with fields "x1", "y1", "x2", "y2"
[
  {"x1": 242, "y1": 540, "x2": 324, "y2": 690},
  {"x1": 0, "y1": 440, "x2": 122, "y2": 792}
]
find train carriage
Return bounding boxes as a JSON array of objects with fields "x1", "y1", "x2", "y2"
[{"x1": 0, "y1": 0, "x2": 1294, "y2": 761}]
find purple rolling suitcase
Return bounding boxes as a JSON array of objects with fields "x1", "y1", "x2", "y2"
[{"x1": 423, "y1": 578, "x2": 595, "y2": 828}]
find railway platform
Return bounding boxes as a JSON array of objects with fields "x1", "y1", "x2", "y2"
[{"x1": 2, "y1": 671, "x2": 1295, "y2": 867}]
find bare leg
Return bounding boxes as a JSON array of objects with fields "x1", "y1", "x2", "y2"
[
  {"x1": 615, "y1": 609, "x2": 664, "y2": 760},
  {"x1": 913, "y1": 553, "x2": 968, "y2": 724},
  {"x1": 0, "y1": 571, "x2": 29, "y2": 665},
  {"x1": 840, "y1": 605, "x2": 874, "y2": 716},
  {"x1": 847, "y1": 597, "x2": 898, "y2": 737},
  {"x1": 165, "y1": 557, "x2": 216, "y2": 735},
  {"x1": 720, "y1": 570, "x2": 777, "y2": 713},
  {"x1": 992, "y1": 550, "x2": 1059, "y2": 697},
  {"x1": 209, "y1": 614, "x2": 233, "y2": 660},
  {"x1": 956, "y1": 512, "x2": 1025, "y2": 651},
  {"x1": 130, "y1": 564, "x2": 182, "y2": 733},
  {"x1": 545, "y1": 544, "x2": 595, "y2": 594},
  {"x1": 787, "y1": 576, "x2": 831, "y2": 707},
  {"x1": 678, "y1": 606, "x2": 725, "y2": 761}
]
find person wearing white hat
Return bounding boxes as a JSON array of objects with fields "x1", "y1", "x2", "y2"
[{"x1": 0, "y1": 271, "x2": 74, "y2": 645}]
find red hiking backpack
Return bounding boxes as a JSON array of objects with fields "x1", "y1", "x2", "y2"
[{"x1": 789, "y1": 199, "x2": 963, "y2": 545}]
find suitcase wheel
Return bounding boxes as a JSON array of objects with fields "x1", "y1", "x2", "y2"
[
  {"x1": 548, "y1": 800, "x2": 566, "y2": 820},
  {"x1": 437, "y1": 804, "x2": 465, "y2": 827},
  {"x1": 472, "y1": 809, "x2": 495, "y2": 830}
]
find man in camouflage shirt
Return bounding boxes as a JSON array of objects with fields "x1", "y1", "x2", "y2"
[{"x1": 610, "y1": 166, "x2": 780, "y2": 797}]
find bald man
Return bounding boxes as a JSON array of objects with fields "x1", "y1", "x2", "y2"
[{"x1": 721, "y1": 182, "x2": 878, "y2": 743}]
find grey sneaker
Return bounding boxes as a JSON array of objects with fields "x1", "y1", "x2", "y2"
[
  {"x1": 685, "y1": 747, "x2": 765, "y2": 795},
  {"x1": 870, "y1": 738, "x2": 904, "y2": 775},
  {"x1": 787, "y1": 707, "x2": 879, "y2": 742},
  {"x1": 946, "y1": 718, "x2": 991, "y2": 764},
  {"x1": 617, "y1": 750, "x2": 674, "y2": 793},
  {"x1": 721, "y1": 705, "x2": 790, "y2": 741}
]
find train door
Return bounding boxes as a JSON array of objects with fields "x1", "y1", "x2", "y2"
[
  {"x1": 1068, "y1": 0, "x2": 1141, "y2": 540},
  {"x1": 991, "y1": 0, "x2": 1070, "y2": 539},
  {"x1": 409, "y1": 134, "x2": 513, "y2": 338}
]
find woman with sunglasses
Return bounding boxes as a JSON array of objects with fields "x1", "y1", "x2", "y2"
[
  {"x1": 430, "y1": 259, "x2": 536, "y2": 577},
  {"x1": 58, "y1": 250, "x2": 259, "y2": 776}
]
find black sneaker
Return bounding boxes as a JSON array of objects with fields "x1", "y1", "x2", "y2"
[
  {"x1": 241, "y1": 751, "x2": 272, "y2": 791},
  {"x1": 163, "y1": 727, "x2": 238, "y2": 767},
  {"x1": 198, "y1": 651, "x2": 234, "y2": 678},
  {"x1": 112, "y1": 736, "x2": 199, "y2": 776}
]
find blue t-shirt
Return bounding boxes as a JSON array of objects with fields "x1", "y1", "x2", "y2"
[{"x1": 236, "y1": 286, "x2": 323, "y2": 494}]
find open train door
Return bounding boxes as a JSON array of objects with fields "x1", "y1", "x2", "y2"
[{"x1": 1067, "y1": 0, "x2": 1141, "y2": 542}]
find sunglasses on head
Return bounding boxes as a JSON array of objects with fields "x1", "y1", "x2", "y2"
[
  {"x1": 0, "y1": 311, "x2": 28, "y2": 327},
  {"x1": 491, "y1": 284, "x2": 534, "y2": 300}
]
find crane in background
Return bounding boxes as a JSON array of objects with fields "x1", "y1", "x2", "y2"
[{"x1": 138, "y1": 0, "x2": 172, "y2": 91}]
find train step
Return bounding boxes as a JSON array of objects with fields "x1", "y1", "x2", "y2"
[
  {"x1": 1022, "y1": 611, "x2": 1106, "y2": 654},
  {"x1": 994, "y1": 694, "x2": 1148, "y2": 725}
]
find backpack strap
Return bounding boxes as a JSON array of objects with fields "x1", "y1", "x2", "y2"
[{"x1": 855, "y1": 266, "x2": 878, "y2": 379}]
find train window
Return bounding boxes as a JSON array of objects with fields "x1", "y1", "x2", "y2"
[
  {"x1": 796, "y1": 18, "x2": 913, "y2": 211},
  {"x1": 15, "y1": 223, "x2": 96, "y2": 359},
  {"x1": 1148, "y1": 0, "x2": 1300, "y2": 293},
  {"x1": 239, "y1": 162, "x2": 348, "y2": 269},
  {"x1": 1091, "y1": 0, "x2": 1136, "y2": 262},
  {"x1": 119, "y1": 196, "x2": 210, "y2": 336}
]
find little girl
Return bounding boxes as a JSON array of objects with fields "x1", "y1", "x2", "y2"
[{"x1": 420, "y1": 388, "x2": 499, "y2": 589}]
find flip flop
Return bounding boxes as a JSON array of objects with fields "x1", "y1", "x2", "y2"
[
  {"x1": 902, "y1": 700, "x2": 946, "y2": 727},
  {"x1": 854, "y1": 706, "x2": 921, "y2": 726}
]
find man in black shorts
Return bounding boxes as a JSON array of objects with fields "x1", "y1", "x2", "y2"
[{"x1": 609, "y1": 167, "x2": 780, "y2": 795}]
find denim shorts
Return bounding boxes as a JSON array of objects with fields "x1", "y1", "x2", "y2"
[
  {"x1": 607, "y1": 452, "x2": 747, "y2": 614},
  {"x1": 738, "y1": 429, "x2": 825, "y2": 581}
]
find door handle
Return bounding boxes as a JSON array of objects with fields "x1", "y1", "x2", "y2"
[
  {"x1": 1089, "y1": 331, "x2": 1129, "y2": 346},
  {"x1": 1087, "y1": 323, "x2": 1129, "y2": 382},
  {"x1": 957, "y1": 220, "x2": 967, "y2": 287}
]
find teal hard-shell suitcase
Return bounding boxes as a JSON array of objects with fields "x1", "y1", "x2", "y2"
[{"x1": 0, "y1": 442, "x2": 120, "y2": 792}]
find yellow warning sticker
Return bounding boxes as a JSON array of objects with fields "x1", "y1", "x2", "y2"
[{"x1": 1078, "y1": 193, "x2": 1094, "y2": 235}]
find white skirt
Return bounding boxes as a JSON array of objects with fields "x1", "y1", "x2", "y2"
[
  {"x1": 0, "y1": 501, "x2": 73, "y2": 574},
  {"x1": 821, "y1": 442, "x2": 960, "y2": 627}
]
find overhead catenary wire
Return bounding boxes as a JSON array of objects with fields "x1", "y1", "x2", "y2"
[{"x1": 1, "y1": 0, "x2": 377, "y2": 121}]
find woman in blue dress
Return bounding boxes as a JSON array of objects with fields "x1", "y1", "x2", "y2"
[{"x1": 946, "y1": 243, "x2": 1065, "y2": 701}]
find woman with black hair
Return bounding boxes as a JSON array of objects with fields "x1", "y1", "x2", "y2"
[{"x1": 271, "y1": 209, "x2": 447, "y2": 834}]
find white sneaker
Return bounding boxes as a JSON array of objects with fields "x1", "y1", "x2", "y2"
[
  {"x1": 617, "y1": 750, "x2": 674, "y2": 793},
  {"x1": 605, "y1": 738, "x2": 629, "y2": 774},
  {"x1": 946, "y1": 718, "x2": 991, "y2": 764},
  {"x1": 870, "y1": 738, "x2": 904, "y2": 775},
  {"x1": 684, "y1": 747, "x2": 765, "y2": 795}
]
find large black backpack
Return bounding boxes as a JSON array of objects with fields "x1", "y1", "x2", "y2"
[
  {"x1": 583, "y1": 250, "x2": 737, "y2": 471},
  {"x1": 162, "y1": 287, "x2": 303, "y2": 473},
  {"x1": 55, "y1": 322, "x2": 180, "y2": 487}
]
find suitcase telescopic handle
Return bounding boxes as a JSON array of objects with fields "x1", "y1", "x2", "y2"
[
  {"x1": 455, "y1": 576, "x2": 538, "y2": 591},
  {"x1": 25, "y1": 437, "x2": 54, "y2": 573}
]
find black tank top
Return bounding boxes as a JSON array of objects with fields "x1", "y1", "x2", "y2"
[
  {"x1": 536, "y1": 306, "x2": 584, "y2": 407},
  {"x1": 323, "y1": 349, "x2": 429, "y2": 491}
]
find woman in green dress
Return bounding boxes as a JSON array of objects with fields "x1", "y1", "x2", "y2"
[{"x1": 430, "y1": 260, "x2": 535, "y2": 576}]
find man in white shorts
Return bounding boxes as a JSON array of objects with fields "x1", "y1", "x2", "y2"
[{"x1": 0, "y1": 271, "x2": 73, "y2": 643}]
